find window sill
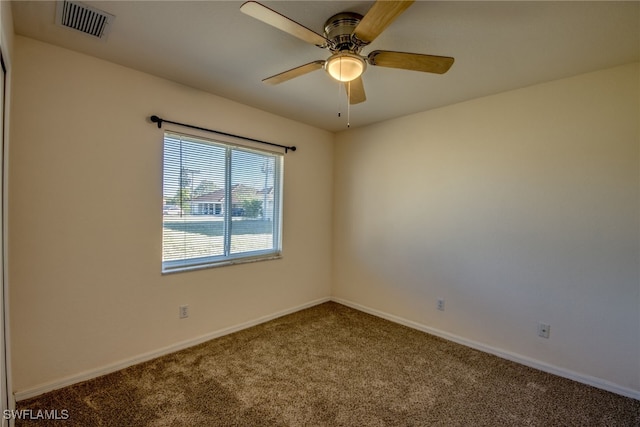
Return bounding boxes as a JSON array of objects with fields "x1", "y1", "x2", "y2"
[{"x1": 162, "y1": 254, "x2": 282, "y2": 275}]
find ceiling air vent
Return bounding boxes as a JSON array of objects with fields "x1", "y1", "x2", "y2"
[{"x1": 55, "y1": 1, "x2": 115, "y2": 40}]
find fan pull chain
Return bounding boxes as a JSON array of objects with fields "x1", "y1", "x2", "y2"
[
  {"x1": 337, "y1": 79, "x2": 342, "y2": 118},
  {"x1": 338, "y1": 59, "x2": 343, "y2": 118},
  {"x1": 347, "y1": 81, "x2": 351, "y2": 128},
  {"x1": 342, "y1": 59, "x2": 351, "y2": 127}
]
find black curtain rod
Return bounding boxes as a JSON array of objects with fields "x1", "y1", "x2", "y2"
[{"x1": 149, "y1": 115, "x2": 296, "y2": 153}]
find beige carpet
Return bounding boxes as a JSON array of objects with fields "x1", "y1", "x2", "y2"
[{"x1": 16, "y1": 302, "x2": 640, "y2": 426}]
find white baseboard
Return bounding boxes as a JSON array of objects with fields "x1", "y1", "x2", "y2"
[
  {"x1": 331, "y1": 297, "x2": 640, "y2": 400},
  {"x1": 14, "y1": 297, "x2": 331, "y2": 402}
]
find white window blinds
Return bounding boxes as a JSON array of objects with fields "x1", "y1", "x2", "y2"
[{"x1": 162, "y1": 132, "x2": 283, "y2": 272}]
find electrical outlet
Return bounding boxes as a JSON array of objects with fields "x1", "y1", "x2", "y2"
[
  {"x1": 179, "y1": 305, "x2": 189, "y2": 319},
  {"x1": 437, "y1": 298, "x2": 445, "y2": 311},
  {"x1": 538, "y1": 322, "x2": 550, "y2": 338}
]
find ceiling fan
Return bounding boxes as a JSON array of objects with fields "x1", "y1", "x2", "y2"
[{"x1": 240, "y1": 0, "x2": 454, "y2": 105}]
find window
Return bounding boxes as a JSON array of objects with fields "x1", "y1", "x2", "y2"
[{"x1": 162, "y1": 131, "x2": 283, "y2": 273}]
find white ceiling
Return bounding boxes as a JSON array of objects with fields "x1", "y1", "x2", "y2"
[{"x1": 11, "y1": 1, "x2": 640, "y2": 132}]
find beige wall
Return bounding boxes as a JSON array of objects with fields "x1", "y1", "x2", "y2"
[
  {"x1": 1, "y1": 1, "x2": 13, "y2": 60},
  {"x1": 9, "y1": 36, "x2": 333, "y2": 393},
  {"x1": 333, "y1": 63, "x2": 639, "y2": 394}
]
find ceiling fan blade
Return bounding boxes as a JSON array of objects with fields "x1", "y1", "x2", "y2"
[
  {"x1": 240, "y1": 1, "x2": 328, "y2": 47},
  {"x1": 345, "y1": 77, "x2": 366, "y2": 105},
  {"x1": 353, "y1": 0, "x2": 415, "y2": 44},
  {"x1": 262, "y1": 60, "x2": 325, "y2": 85},
  {"x1": 368, "y1": 50, "x2": 454, "y2": 74}
]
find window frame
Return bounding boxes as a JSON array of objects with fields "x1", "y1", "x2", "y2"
[{"x1": 161, "y1": 130, "x2": 284, "y2": 274}]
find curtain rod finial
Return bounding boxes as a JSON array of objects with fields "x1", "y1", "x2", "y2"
[{"x1": 150, "y1": 115, "x2": 163, "y2": 128}]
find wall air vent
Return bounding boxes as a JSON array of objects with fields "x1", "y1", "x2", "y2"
[{"x1": 55, "y1": 1, "x2": 115, "y2": 40}]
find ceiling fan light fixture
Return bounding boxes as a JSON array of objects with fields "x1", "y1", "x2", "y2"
[{"x1": 325, "y1": 53, "x2": 366, "y2": 82}]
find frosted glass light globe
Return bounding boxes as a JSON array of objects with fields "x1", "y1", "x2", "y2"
[{"x1": 326, "y1": 53, "x2": 366, "y2": 82}]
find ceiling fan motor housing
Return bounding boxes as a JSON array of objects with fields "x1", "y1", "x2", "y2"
[{"x1": 324, "y1": 12, "x2": 364, "y2": 53}]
